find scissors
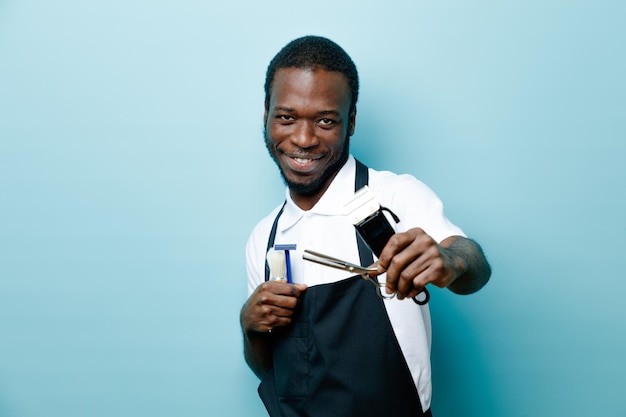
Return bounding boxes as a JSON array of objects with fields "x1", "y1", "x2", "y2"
[{"x1": 302, "y1": 249, "x2": 430, "y2": 305}]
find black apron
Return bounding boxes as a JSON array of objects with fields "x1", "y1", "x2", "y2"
[{"x1": 259, "y1": 160, "x2": 431, "y2": 417}]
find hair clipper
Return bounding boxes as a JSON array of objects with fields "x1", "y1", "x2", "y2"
[{"x1": 343, "y1": 186, "x2": 400, "y2": 257}]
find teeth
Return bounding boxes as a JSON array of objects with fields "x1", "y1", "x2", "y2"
[{"x1": 294, "y1": 157, "x2": 312, "y2": 164}]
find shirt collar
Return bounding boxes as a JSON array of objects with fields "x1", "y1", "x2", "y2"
[{"x1": 279, "y1": 155, "x2": 356, "y2": 232}]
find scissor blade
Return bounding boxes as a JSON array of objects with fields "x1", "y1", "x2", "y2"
[{"x1": 303, "y1": 249, "x2": 377, "y2": 274}]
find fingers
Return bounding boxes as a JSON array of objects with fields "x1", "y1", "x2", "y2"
[
  {"x1": 381, "y1": 229, "x2": 427, "y2": 294},
  {"x1": 380, "y1": 228, "x2": 453, "y2": 299},
  {"x1": 242, "y1": 282, "x2": 307, "y2": 333}
]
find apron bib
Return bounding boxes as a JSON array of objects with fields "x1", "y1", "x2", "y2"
[{"x1": 259, "y1": 160, "x2": 430, "y2": 417}]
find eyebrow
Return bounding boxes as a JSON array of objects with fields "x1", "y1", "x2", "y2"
[
  {"x1": 274, "y1": 106, "x2": 295, "y2": 113},
  {"x1": 317, "y1": 110, "x2": 341, "y2": 116},
  {"x1": 273, "y1": 106, "x2": 341, "y2": 116}
]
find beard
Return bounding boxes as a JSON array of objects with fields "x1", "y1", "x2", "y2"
[{"x1": 264, "y1": 129, "x2": 350, "y2": 197}]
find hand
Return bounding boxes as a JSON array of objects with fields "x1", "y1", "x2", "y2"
[
  {"x1": 375, "y1": 228, "x2": 466, "y2": 300},
  {"x1": 240, "y1": 281, "x2": 307, "y2": 333}
]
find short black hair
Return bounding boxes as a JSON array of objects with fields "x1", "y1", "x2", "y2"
[{"x1": 264, "y1": 35, "x2": 359, "y2": 114}]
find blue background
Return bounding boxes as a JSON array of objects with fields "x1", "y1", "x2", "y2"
[{"x1": 1, "y1": 1, "x2": 624, "y2": 416}]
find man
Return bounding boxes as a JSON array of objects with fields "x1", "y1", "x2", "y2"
[{"x1": 240, "y1": 35, "x2": 491, "y2": 417}]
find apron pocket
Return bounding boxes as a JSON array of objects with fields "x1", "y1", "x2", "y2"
[{"x1": 272, "y1": 322, "x2": 310, "y2": 398}]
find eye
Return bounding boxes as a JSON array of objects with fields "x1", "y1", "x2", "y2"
[
  {"x1": 277, "y1": 115, "x2": 294, "y2": 122},
  {"x1": 318, "y1": 118, "x2": 335, "y2": 126}
]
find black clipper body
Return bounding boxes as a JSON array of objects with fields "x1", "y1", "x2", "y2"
[{"x1": 344, "y1": 186, "x2": 399, "y2": 257}]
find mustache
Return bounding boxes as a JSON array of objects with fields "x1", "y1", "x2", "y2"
[{"x1": 263, "y1": 129, "x2": 321, "y2": 158}]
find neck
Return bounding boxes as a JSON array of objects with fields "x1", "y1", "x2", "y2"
[{"x1": 289, "y1": 171, "x2": 338, "y2": 211}]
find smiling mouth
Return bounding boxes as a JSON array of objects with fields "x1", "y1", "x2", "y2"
[
  {"x1": 282, "y1": 153, "x2": 324, "y2": 172},
  {"x1": 292, "y1": 156, "x2": 316, "y2": 164},
  {"x1": 284, "y1": 152, "x2": 322, "y2": 162}
]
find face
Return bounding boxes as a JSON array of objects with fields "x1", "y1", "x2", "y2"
[{"x1": 264, "y1": 67, "x2": 356, "y2": 210}]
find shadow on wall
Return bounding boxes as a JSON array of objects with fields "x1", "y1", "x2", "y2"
[{"x1": 429, "y1": 289, "x2": 501, "y2": 417}]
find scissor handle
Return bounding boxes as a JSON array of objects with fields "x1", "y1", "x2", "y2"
[
  {"x1": 411, "y1": 288, "x2": 430, "y2": 305},
  {"x1": 376, "y1": 287, "x2": 396, "y2": 300},
  {"x1": 378, "y1": 286, "x2": 429, "y2": 304},
  {"x1": 367, "y1": 274, "x2": 429, "y2": 304},
  {"x1": 363, "y1": 274, "x2": 395, "y2": 300}
]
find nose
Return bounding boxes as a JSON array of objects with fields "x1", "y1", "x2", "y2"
[{"x1": 291, "y1": 121, "x2": 319, "y2": 149}]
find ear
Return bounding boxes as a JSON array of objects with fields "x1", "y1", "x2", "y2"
[
  {"x1": 348, "y1": 107, "x2": 357, "y2": 136},
  {"x1": 263, "y1": 107, "x2": 268, "y2": 127}
]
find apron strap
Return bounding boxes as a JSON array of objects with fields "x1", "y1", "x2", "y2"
[
  {"x1": 265, "y1": 201, "x2": 286, "y2": 282},
  {"x1": 354, "y1": 159, "x2": 375, "y2": 267}
]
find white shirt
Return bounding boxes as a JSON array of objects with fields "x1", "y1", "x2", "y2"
[{"x1": 245, "y1": 155, "x2": 465, "y2": 411}]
